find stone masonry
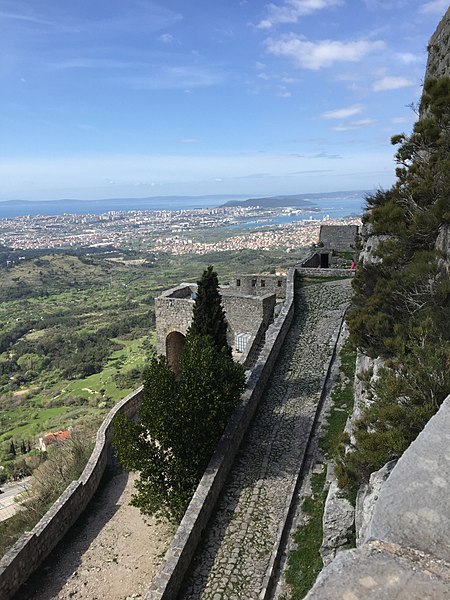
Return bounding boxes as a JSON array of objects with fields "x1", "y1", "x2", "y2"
[
  {"x1": 155, "y1": 283, "x2": 276, "y2": 359},
  {"x1": 426, "y1": 6, "x2": 450, "y2": 78},
  {"x1": 319, "y1": 224, "x2": 359, "y2": 251},
  {"x1": 228, "y1": 274, "x2": 287, "y2": 299}
]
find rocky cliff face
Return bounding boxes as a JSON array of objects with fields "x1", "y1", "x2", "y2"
[
  {"x1": 331, "y1": 5, "x2": 450, "y2": 554},
  {"x1": 426, "y1": 7, "x2": 450, "y2": 78}
]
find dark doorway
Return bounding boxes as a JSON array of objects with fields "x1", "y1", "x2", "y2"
[
  {"x1": 166, "y1": 331, "x2": 186, "y2": 375},
  {"x1": 320, "y1": 253, "x2": 329, "y2": 268}
]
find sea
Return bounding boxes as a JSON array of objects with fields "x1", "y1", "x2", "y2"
[{"x1": 0, "y1": 193, "x2": 367, "y2": 222}]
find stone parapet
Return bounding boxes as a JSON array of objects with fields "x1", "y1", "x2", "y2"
[{"x1": 297, "y1": 267, "x2": 354, "y2": 278}]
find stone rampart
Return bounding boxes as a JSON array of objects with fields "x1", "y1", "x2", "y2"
[
  {"x1": 144, "y1": 268, "x2": 297, "y2": 600},
  {"x1": 155, "y1": 284, "x2": 195, "y2": 355},
  {"x1": 0, "y1": 387, "x2": 143, "y2": 600},
  {"x1": 300, "y1": 250, "x2": 332, "y2": 268},
  {"x1": 426, "y1": 7, "x2": 450, "y2": 78},
  {"x1": 297, "y1": 267, "x2": 355, "y2": 278},
  {"x1": 319, "y1": 225, "x2": 359, "y2": 251},
  {"x1": 228, "y1": 274, "x2": 287, "y2": 298},
  {"x1": 155, "y1": 283, "x2": 276, "y2": 358}
]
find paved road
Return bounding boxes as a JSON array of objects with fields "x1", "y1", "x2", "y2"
[
  {"x1": 0, "y1": 477, "x2": 31, "y2": 523},
  {"x1": 178, "y1": 279, "x2": 352, "y2": 600}
]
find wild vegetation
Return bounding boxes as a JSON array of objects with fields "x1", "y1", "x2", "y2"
[
  {"x1": 0, "y1": 427, "x2": 94, "y2": 557},
  {"x1": 340, "y1": 76, "x2": 450, "y2": 488}
]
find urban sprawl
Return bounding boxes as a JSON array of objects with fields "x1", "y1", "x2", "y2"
[{"x1": 0, "y1": 206, "x2": 361, "y2": 254}]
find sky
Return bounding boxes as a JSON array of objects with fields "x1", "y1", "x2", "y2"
[{"x1": 0, "y1": 0, "x2": 448, "y2": 201}]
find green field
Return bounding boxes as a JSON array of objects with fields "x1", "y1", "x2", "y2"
[{"x1": 0, "y1": 246, "x2": 307, "y2": 473}]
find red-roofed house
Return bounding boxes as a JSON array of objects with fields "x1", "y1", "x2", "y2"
[{"x1": 38, "y1": 430, "x2": 71, "y2": 452}]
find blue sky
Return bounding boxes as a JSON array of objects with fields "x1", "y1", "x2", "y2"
[{"x1": 0, "y1": 0, "x2": 448, "y2": 201}]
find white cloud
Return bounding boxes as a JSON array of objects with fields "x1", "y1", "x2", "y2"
[
  {"x1": 0, "y1": 2, "x2": 182, "y2": 36},
  {"x1": 113, "y1": 66, "x2": 224, "y2": 90},
  {"x1": 373, "y1": 76, "x2": 413, "y2": 91},
  {"x1": 266, "y1": 36, "x2": 385, "y2": 70},
  {"x1": 179, "y1": 138, "x2": 200, "y2": 144},
  {"x1": 396, "y1": 52, "x2": 422, "y2": 64},
  {"x1": 277, "y1": 89, "x2": 292, "y2": 97},
  {"x1": 419, "y1": 0, "x2": 449, "y2": 14},
  {"x1": 331, "y1": 119, "x2": 376, "y2": 131},
  {"x1": 362, "y1": 0, "x2": 409, "y2": 9},
  {"x1": 159, "y1": 33, "x2": 175, "y2": 44},
  {"x1": 321, "y1": 104, "x2": 364, "y2": 119},
  {"x1": 391, "y1": 116, "x2": 409, "y2": 124},
  {"x1": 256, "y1": 0, "x2": 343, "y2": 29}
]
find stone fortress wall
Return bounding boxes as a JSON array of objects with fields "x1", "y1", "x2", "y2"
[
  {"x1": 155, "y1": 282, "x2": 277, "y2": 368},
  {"x1": 228, "y1": 273, "x2": 287, "y2": 298},
  {"x1": 319, "y1": 224, "x2": 359, "y2": 251},
  {"x1": 426, "y1": 6, "x2": 450, "y2": 78}
]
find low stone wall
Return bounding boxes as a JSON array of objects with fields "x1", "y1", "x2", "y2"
[
  {"x1": 0, "y1": 386, "x2": 143, "y2": 600},
  {"x1": 145, "y1": 267, "x2": 297, "y2": 600},
  {"x1": 297, "y1": 267, "x2": 355, "y2": 278}
]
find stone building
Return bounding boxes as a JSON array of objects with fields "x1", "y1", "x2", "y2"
[
  {"x1": 228, "y1": 274, "x2": 287, "y2": 299},
  {"x1": 155, "y1": 281, "x2": 278, "y2": 372},
  {"x1": 319, "y1": 225, "x2": 359, "y2": 252}
]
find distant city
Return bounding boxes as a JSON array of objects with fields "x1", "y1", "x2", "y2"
[{"x1": 0, "y1": 202, "x2": 362, "y2": 255}]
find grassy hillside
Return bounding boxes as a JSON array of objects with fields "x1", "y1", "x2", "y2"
[{"x1": 0, "y1": 246, "x2": 307, "y2": 474}]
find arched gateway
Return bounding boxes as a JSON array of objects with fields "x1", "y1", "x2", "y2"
[{"x1": 166, "y1": 331, "x2": 186, "y2": 376}]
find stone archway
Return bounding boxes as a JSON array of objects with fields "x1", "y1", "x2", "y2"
[{"x1": 166, "y1": 331, "x2": 186, "y2": 375}]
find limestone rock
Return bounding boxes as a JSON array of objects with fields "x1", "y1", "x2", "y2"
[
  {"x1": 320, "y1": 464, "x2": 354, "y2": 566},
  {"x1": 355, "y1": 460, "x2": 397, "y2": 546}
]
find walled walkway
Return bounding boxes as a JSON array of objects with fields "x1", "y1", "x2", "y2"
[{"x1": 178, "y1": 279, "x2": 352, "y2": 600}]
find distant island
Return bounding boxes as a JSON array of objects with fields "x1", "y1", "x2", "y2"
[
  {"x1": 221, "y1": 190, "x2": 371, "y2": 209},
  {"x1": 0, "y1": 190, "x2": 370, "y2": 219}
]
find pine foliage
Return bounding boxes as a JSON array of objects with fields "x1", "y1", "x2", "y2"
[{"x1": 340, "y1": 77, "x2": 450, "y2": 488}]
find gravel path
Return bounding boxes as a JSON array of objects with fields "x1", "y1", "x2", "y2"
[
  {"x1": 15, "y1": 470, "x2": 173, "y2": 600},
  {"x1": 178, "y1": 279, "x2": 352, "y2": 600}
]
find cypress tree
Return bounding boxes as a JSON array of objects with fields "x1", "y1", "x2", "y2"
[{"x1": 188, "y1": 265, "x2": 230, "y2": 353}]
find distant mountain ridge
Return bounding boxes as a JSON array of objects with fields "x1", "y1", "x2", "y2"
[
  {"x1": 0, "y1": 190, "x2": 370, "y2": 219},
  {"x1": 0, "y1": 194, "x2": 247, "y2": 206}
]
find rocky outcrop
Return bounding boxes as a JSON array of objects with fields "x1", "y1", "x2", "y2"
[
  {"x1": 320, "y1": 464, "x2": 354, "y2": 566},
  {"x1": 426, "y1": 7, "x2": 450, "y2": 78},
  {"x1": 305, "y1": 395, "x2": 450, "y2": 600},
  {"x1": 355, "y1": 460, "x2": 397, "y2": 546}
]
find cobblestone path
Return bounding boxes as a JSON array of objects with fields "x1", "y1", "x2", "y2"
[{"x1": 178, "y1": 279, "x2": 352, "y2": 600}]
